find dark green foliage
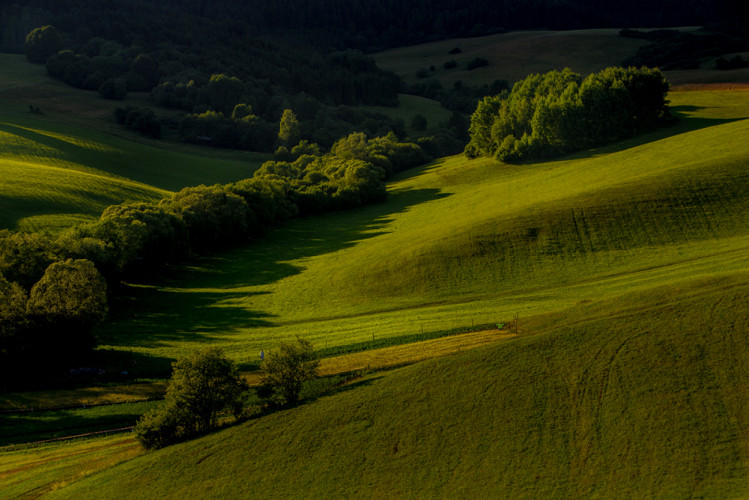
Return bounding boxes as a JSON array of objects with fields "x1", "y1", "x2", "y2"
[
  {"x1": 98, "y1": 77, "x2": 127, "y2": 100},
  {"x1": 26, "y1": 259, "x2": 108, "y2": 326},
  {"x1": 24, "y1": 25, "x2": 63, "y2": 63},
  {"x1": 0, "y1": 274, "x2": 28, "y2": 359},
  {"x1": 621, "y1": 26, "x2": 749, "y2": 70},
  {"x1": 716, "y1": 55, "x2": 749, "y2": 70},
  {"x1": 466, "y1": 57, "x2": 489, "y2": 70},
  {"x1": 411, "y1": 114, "x2": 428, "y2": 131},
  {"x1": 278, "y1": 109, "x2": 300, "y2": 147},
  {"x1": 409, "y1": 78, "x2": 510, "y2": 115},
  {"x1": 130, "y1": 53, "x2": 159, "y2": 88},
  {"x1": 163, "y1": 185, "x2": 252, "y2": 249},
  {"x1": 114, "y1": 106, "x2": 162, "y2": 138},
  {"x1": 178, "y1": 110, "x2": 276, "y2": 152},
  {"x1": 254, "y1": 153, "x2": 387, "y2": 215},
  {"x1": 260, "y1": 337, "x2": 319, "y2": 406},
  {"x1": 95, "y1": 202, "x2": 188, "y2": 273},
  {"x1": 0, "y1": 230, "x2": 56, "y2": 291},
  {"x1": 465, "y1": 66, "x2": 671, "y2": 162},
  {"x1": 330, "y1": 131, "x2": 430, "y2": 178},
  {"x1": 135, "y1": 347, "x2": 247, "y2": 449},
  {"x1": 443, "y1": 60, "x2": 458, "y2": 70},
  {"x1": 46, "y1": 50, "x2": 91, "y2": 88}
]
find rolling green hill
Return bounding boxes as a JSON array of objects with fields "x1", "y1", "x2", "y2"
[
  {"x1": 94, "y1": 89, "x2": 749, "y2": 371},
  {"x1": 47, "y1": 274, "x2": 749, "y2": 498},
  {"x1": 0, "y1": 54, "x2": 268, "y2": 233}
]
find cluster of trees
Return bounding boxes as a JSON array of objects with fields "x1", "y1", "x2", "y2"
[
  {"x1": 0, "y1": 134, "x2": 429, "y2": 388},
  {"x1": 114, "y1": 106, "x2": 162, "y2": 138},
  {"x1": 135, "y1": 339, "x2": 319, "y2": 449},
  {"x1": 0, "y1": 232, "x2": 108, "y2": 390},
  {"x1": 465, "y1": 66, "x2": 671, "y2": 162}
]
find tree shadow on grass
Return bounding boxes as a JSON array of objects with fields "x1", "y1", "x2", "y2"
[
  {"x1": 101, "y1": 187, "x2": 450, "y2": 347},
  {"x1": 534, "y1": 107, "x2": 748, "y2": 164}
]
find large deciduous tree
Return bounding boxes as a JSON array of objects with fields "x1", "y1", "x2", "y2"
[
  {"x1": 26, "y1": 258, "x2": 108, "y2": 325},
  {"x1": 261, "y1": 336, "x2": 319, "y2": 405},
  {"x1": 25, "y1": 25, "x2": 63, "y2": 63}
]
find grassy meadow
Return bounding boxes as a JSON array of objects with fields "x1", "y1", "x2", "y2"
[
  {"x1": 41, "y1": 274, "x2": 749, "y2": 498},
  {"x1": 1, "y1": 31, "x2": 749, "y2": 496},
  {"x1": 91, "y1": 88, "x2": 749, "y2": 374}
]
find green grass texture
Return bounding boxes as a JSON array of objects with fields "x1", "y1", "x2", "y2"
[
  {"x1": 94, "y1": 89, "x2": 749, "y2": 370},
  {"x1": 47, "y1": 274, "x2": 749, "y2": 498}
]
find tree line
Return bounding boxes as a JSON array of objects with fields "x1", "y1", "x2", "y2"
[
  {"x1": 465, "y1": 66, "x2": 671, "y2": 162},
  {"x1": 0, "y1": 133, "x2": 429, "y2": 390},
  {"x1": 2, "y1": 0, "x2": 735, "y2": 56}
]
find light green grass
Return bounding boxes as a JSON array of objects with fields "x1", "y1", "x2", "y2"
[
  {"x1": 46, "y1": 275, "x2": 749, "y2": 498},
  {"x1": 0, "y1": 434, "x2": 142, "y2": 498},
  {"x1": 92, "y1": 90, "x2": 749, "y2": 372}
]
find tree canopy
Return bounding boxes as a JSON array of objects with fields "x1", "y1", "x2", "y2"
[
  {"x1": 465, "y1": 67, "x2": 671, "y2": 162},
  {"x1": 261, "y1": 337, "x2": 320, "y2": 405}
]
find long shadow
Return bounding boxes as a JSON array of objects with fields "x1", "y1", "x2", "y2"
[
  {"x1": 535, "y1": 106, "x2": 748, "y2": 164},
  {"x1": 101, "y1": 187, "x2": 451, "y2": 347}
]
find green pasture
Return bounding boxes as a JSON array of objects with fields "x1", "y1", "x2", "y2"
[
  {"x1": 0, "y1": 400, "x2": 160, "y2": 447},
  {"x1": 93, "y1": 89, "x2": 749, "y2": 371},
  {"x1": 47, "y1": 275, "x2": 749, "y2": 498},
  {"x1": 0, "y1": 434, "x2": 142, "y2": 498}
]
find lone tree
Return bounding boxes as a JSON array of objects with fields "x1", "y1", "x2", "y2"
[
  {"x1": 278, "y1": 108, "x2": 300, "y2": 147},
  {"x1": 135, "y1": 347, "x2": 247, "y2": 449},
  {"x1": 25, "y1": 25, "x2": 64, "y2": 63},
  {"x1": 261, "y1": 337, "x2": 319, "y2": 405}
]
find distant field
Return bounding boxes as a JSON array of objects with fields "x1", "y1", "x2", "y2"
[
  {"x1": 91, "y1": 89, "x2": 749, "y2": 371},
  {"x1": 373, "y1": 28, "x2": 749, "y2": 87},
  {"x1": 0, "y1": 54, "x2": 269, "y2": 233}
]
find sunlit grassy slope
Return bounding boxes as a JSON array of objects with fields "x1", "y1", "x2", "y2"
[
  {"x1": 50, "y1": 275, "x2": 749, "y2": 498},
  {"x1": 0, "y1": 54, "x2": 266, "y2": 233},
  {"x1": 96, "y1": 89, "x2": 749, "y2": 370}
]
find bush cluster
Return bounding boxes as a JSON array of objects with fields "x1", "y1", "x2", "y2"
[
  {"x1": 115, "y1": 106, "x2": 162, "y2": 138},
  {"x1": 134, "y1": 348, "x2": 247, "y2": 449},
  {"x1": 464, "y1": 66, "x2": 671, "y2": 162}
]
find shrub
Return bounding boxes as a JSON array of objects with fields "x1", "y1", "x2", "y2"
[
  {"x1": 99, "y1": 78, "x2": 127, "y2": 100},
  {"x1": 467, "y1": 57, "x2": 489, "y2": 70}
]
